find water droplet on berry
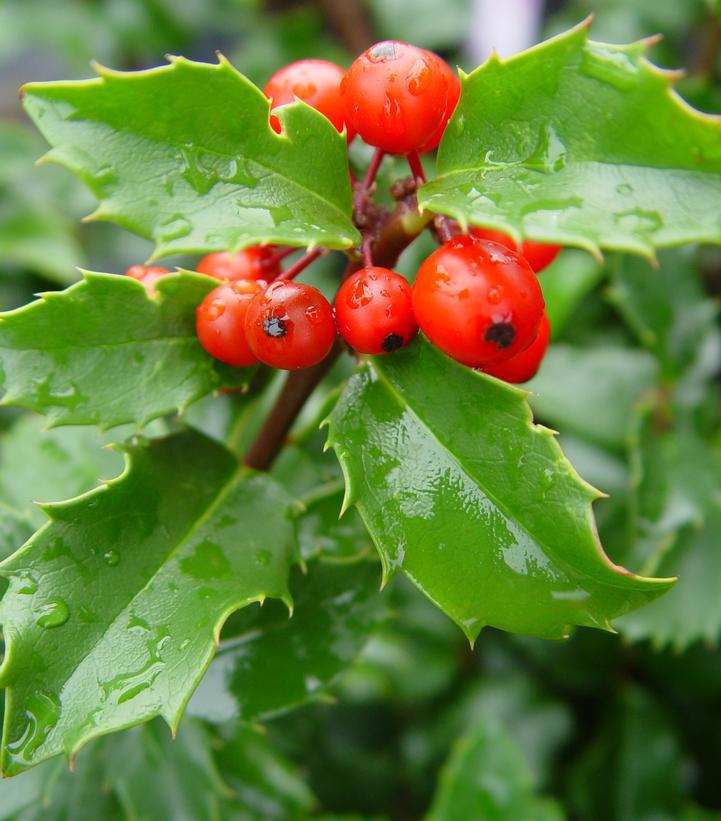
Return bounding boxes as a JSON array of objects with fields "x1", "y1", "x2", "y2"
[
  {"x1": 204, "y1": 299, "x2": 226, "y2": 321},
  {"x1": 305, "y1": 305, "x2": 323, "y2": 324},
  {"x1": 407, "y1": 60, "x2": 431, "y2": 95},
  {"x1": 368, "y1": 42, "x2": 398, "y2": 63},
  {"x1": 348, "y1": 278, "x2": 373, "y2": 308},
  {"x1": 35, "y1": 598, "x2": 69, "y2": 629},
  {"x1": 292, "y1": 81, "x2": 317, "y2": 98},
  {"x1": 487, "y1": 287, "x2": 503, "y2": 304}
]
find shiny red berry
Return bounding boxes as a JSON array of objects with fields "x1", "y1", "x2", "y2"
[
  {"x1": 197, "y1": 248, "x2": 279, "y2": 282},
  {"x1": 264, "y1": 59, "x2": 354, "y2": 141},
  {"x1": 244, "y1": 280, "x2": 336, "y2": 370},
  {"x1": 470, "y1": 227, "x2": 561, "y2": 274},
  {"x1": 196, "y1": 280, "x2": 262, "y2": 367},
  {"x1": 335, "y1": 267, "x2": 417, "y2": 355},
  {"x1": 482, "y1": 313, "x2": 550, "y2": 383},
  {"x1": 342, "y1": 41, "x2": 454, "y2": 155},
  {"x1": 412, "y1": 235, "x2": 545, "y2": 368},
  {"x1": 126, "y1": 265, "x2": 171, "y2": 296},
  {"x1": 417, "y1": 57, "x2": 461, "y2": 153}
]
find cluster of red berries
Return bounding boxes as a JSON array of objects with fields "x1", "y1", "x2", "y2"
[
  {"x1": 127, "y1": 40, "x2": 559, "y2": 383},
  {"x1": 263, "y1": 41, "x2": 460, "y2": 154},
  {"x1": 127, "y1": 228, "x2": 554, "y2": 382}
]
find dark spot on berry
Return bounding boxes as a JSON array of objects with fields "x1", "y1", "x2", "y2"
[
  {"x1": 381, "y1": 333, "x2": 403, "y2": 352},
  {"x1": 263, "y1": 316, "x2": 287, "y2": 338},
  {"x1": 369, "y1": 42, "x2": 398, "y2": 62},
  {"x1": 485, "y1": 322, "x2": 515, "y2": 349}
]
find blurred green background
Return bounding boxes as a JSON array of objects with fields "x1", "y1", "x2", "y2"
[{"x1": 1, "y1": 1, "x2": 721, "y2": 819}]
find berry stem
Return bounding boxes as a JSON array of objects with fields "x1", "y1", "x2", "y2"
[
  {"x1": 265, "y1": 246, "x2": 298, "y2": 267},
  {"x1": 277, "y1": 247, "x2": 324, "y2": 281},
  {"x1": 243, "y1": 340, "x2": 343, "y2": 471},
  {"x1": 406, "y1": 150, "x2": 426, "y2": 184},
  {"x1": 353, "y1": 147, "x2": 385, "y2": 217},
  {"x1": 361, "y1": 234, "x2": 374, "y2": 267},
  {"x1": 433, "y1": 214, "x2": 455, "y2": 243}
]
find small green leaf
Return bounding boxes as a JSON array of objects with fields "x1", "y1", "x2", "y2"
[
  {"x1": 190, "y1": 559, "x2": 386, "y2": 722},
  {"x1": 617, "y1": 410, "x2": 721, "y2": 649},
  {"x1": 527, "y1": 345, "x2": 659, "y2": 450},
  {"x1": 0, "y1": 272, "x2": 251, "y2": 430},
  {"x1": 420, "y1": 21, "x2": 721, "y2": 257},
  {"x1": 0, "y1": 187, "x2": 82, "y2": 285},
  {"x1": 0, "y1": 430, "x2": 299, "y2": 774},
  {"x1": 297, "y1": 482, "x2": 373, "y2": 561},
  {"x1": 0, "y1": 414, "x2": 122, "y2": 564},
  {"x1": 108, "y1": 719, "x2": 231, "y2": 820},
  {"x1": 608, "y1": 248, "x2": 721, "y2": 379},
  {"x1": 22, "y1": 57, "x2": 360, "y2": 258},
  {"x1": 216, "y1": 725, "x2": 317, "y2": 819},
  {"x1": 428, "y1": 719, "x2": 563, "y2": 821},
  {"x1": 325, "y1": 337, "x2": 672, "y2": 642}
]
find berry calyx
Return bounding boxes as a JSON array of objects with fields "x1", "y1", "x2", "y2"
[
  {"x1": 470, "y1": 227, "x2": 561, "y2": 274},
  {"x1": 244, "y1": 280, "x2": 336, "y2": 370},
  {"x1": 196, "y1": 279, "x2": 263, "y2": 367},
  {"x1": 125, "y1": 265, "x2": 171, "y2": 296},
  {"x1": 342, "y1": 41, "x2": 454, "y2": 155},
  {"x1": 335, "y1": 267, "x2": 417, "y2": 355},
  {"x1": 412, "y1": 235, "x2": 545, "y2": 368},
  {"x1": 417, "y1": 58, "x2": 461, "y2": 153},
  {"x1": 482, "y1": 313, "x2": 550, "y2": 383},
  {"x1": 197, "y1": 248, "x2": 280, "y2": 282},
  {"x1": 264, "y1": 59, "x2": 354, "y2": 141}
]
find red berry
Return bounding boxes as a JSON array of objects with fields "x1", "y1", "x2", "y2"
[
  {"x1": 482, "y1": 313, "x2": 550, "y2": 383},
  {"x1": 335, "y1": 267, "x2": 417, "y2": 355},
  {"x1": 126, "y1": 265, "x2": 171, "y2": 296},
  {"x1": 342, "y1": 41, "x2": 454, "y2": 155},
  {"x1": 197, "y1": 248, "x2": 279, "y2": 282},
  {"x1": 244, "y1": 280, "x2": 336, "y2": 370},
  {"x1": 470, "y1": 228, "x2": 561, "y2": 274},
  {"x1": 412, "y1": 235, "x2": 545, "y2": 368},
  {"x1": 196, "y1": 280, "x2": 262, "y2": 367},
  {"x1": 264, "y1": 59, "x2": 354, "y2": 141},
  {"x1": 417, "y1": 57, "x2": 461, "y2": 153}
]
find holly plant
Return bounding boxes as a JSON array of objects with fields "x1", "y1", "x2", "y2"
[{"x1": 0, "y1": 17, "x2": 719, "y2": 781}]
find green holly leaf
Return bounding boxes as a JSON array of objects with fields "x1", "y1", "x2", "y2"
[
  {"x1": 0, "y1": 430, "x2": 299, "y2": 775},
  {"x1": 608, "y1": 248, "x2": 721, "y2": 380},
  {"x1": 0, "y1": 272, "x2": 251, "y2": 430},
  {"x1": 527, "y1": 345, "x2": 659, "y2": 450},
  {"x1": 325, "y1": 337, "x2": 673, "y2": 642},
  {"x1": 0, "y1": 188, "x2": 82, "y2": 286},
  {"x1": 0, "y1": 414, "x2": 122, "y2": 563},
  {"x1": 420, "y1": 21, "x2": 721, "y2": 257},
  {"x1": 297, "y1": 482, "x2": 372, "y2": 562},
  {"x1": 190, "y1": 559, "x2": 386, "y2": 723},
  {"x1": 427, "y1": 719, "x2": 563, "y2": 821},
  {"x1": 22, "y1": 57, "x2": 360, "y2": 258},
  {"x1": 569, "y1": 687, "x2": 688, "y2": 821},
  {"x1": 108, "y1": 719, "x2": 231, "y2": 820},
  {"x1": 216, "y1": 725, "x2": 317, "y2": 819},
  {"x1": 617, "y1": 409, "x2": 721, "y2": 649}
]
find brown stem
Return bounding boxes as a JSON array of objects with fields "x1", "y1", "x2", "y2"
[
  {"x1": 243, "y1": 341, "x2": 343, "y2": 470},
  {"x1": 316, "y1": 0, "x2": 375, "y2": 55},
  {"x1": 276, "y1": 247, "x2": 324, "y2": 281}
]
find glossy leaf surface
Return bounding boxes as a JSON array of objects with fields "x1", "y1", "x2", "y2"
[
  {"x1": 325, "y1": 337, "x2": 673, "y2": 641},
  {"x1": 190, "y1": 559, "x2": 386, "y2": 722},
  {"x1": 0, "y1": 272, "x2": 250, "y2": 430},
  {"x1": 420, "y1": 22, "x2": 721, "y2": 257},
  {"x1": 22, "y1": 57, "x2": 359, "y2": 257},
  {"x1": 0, "y1": 430, "x2": 298, "y2": 774}
]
